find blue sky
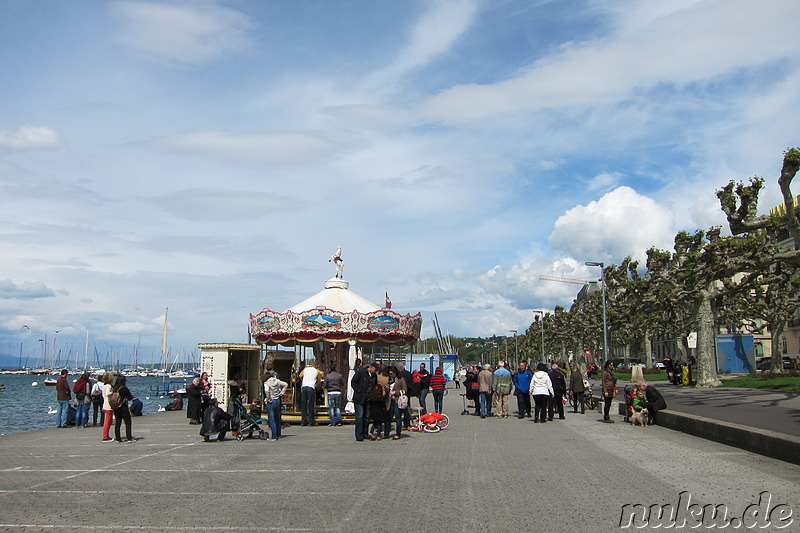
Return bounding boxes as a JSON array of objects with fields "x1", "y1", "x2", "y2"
[{"x1": 1, "y1": 0, "x2": 799, "y2": 365}]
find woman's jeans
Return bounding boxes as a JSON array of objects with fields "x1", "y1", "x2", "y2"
[
  {"x1": 114, "y1": 406, "x2": 132, "y2": 441},
  {"x1": 265, "y1": 398, "x2": 282, "y2": 439},
  {"x1": 432, "y1": 389, "x2": 444, "y2": 413},
  {"x1": 75, "y1": 402, "x2": 89, "y2": 428},
  {"x1": 533, "y1": 394, "x2": 549, "y2": 422},
  {"x1": 92, "y1": 400, "x2": 103, "y2": 426},
  {"x1": 383, "y1": 401, "x2": 402, "y2": 438},
  {"x1": 603, "y1": 394, "x2": 613, "y2": 419},
  {"x1": 327, "y1": 393, "x2": 342, "y2": 425},
  {"x1": 572, "y1": 391, "x2": 585, "y2": 413}
]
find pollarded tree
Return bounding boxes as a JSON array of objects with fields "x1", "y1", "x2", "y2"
[
  {"x1": 717, "y1": 148, "x2": 800, "y2": 371},
  {"x1": 645, "y1": 228, "x2": 767, "y2": 387},
  {"x1": 604, "y1": 257, "x2": 654, "y2": 365}
]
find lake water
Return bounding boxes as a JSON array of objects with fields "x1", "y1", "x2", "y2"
[{"x1": 0, "y1": 374, "x2": 190, "y2": 435}]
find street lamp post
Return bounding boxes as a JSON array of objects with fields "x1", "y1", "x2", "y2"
[
  {"x1": 534, "y1": 311, "x2": 545, "y2": 363},
  {"x1": 509, "y1": 330, "x2": 517, "y2": 366},
  {"x1": 585, "y1": 261, "x2": 609, "y2": 363}
]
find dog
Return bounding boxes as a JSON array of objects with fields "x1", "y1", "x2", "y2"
[{"x1": 631, "y1": 408, "x2": 649, "y2": 427}]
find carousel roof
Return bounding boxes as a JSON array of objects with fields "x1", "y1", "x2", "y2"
[
  {"x1": 287, "y1": 278, "x2": 380, "y2": 314},
  {"x1": 250, "y1": 278, "x2": 421, "y2": 345}
]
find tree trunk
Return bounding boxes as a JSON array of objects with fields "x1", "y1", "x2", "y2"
[
  {"x1": 696, "y1": 290, "x2": 723, "y2": 387},
  {"x1": 643, "y1": 331, "x2": 653, "y2": 369},
  {"x1": 770, "y1": 318, "x2": 785, "y2": 373}
]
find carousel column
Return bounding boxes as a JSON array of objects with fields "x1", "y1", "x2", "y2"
[{"x1": 345, "y1": 340, "x2": 358, "y2": 413}]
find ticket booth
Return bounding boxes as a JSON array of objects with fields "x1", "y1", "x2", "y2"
[{"x1": 197, "y1": 343, "x2": 262, "y2": 410}]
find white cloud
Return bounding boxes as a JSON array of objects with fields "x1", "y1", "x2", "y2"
[
  {"x1": 587, "y1": 172, "x2": 622, "y2": 192},
  {"x1": 366, "y1": 0, "x2": 479, "y2": 89},
  {"x1": 420, "y1": 0, "x2": 800, "y2": 123},
  {"x1": 0, "y1": 126, "x2": 62, "y2": 151},
  {"x1": 150, "y1": 131, "x2": 343, "y2": 164},
  {"x1": 146, "y1": 188, "x2": 299, "y2": 221},
  {"x1": 111, "y1": 1, "x2": 253, "y2": 64},
  {"x1": 549, "y1": 186, "x2": 675, "y2": 263},
  {"x1": 0, "y1": 280, "x2": 57, "y2": 300}
]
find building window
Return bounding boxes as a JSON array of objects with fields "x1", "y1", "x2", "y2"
[{"x1": 782, "y1": 336, "x2": 788, "y2": 354}]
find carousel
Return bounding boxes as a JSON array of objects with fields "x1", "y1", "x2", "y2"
[{"x1": 249, "y1": 247, "x2": 422, "y2": 415}]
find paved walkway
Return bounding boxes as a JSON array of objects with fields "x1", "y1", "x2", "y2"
[
  {"x1": 0, "y1": 389, "x2": 798, "y2": 532},
  {"x1": 608, "y1": 378, "x2": 800, "y2": 438}
]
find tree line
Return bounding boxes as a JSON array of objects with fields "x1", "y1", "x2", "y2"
[{"x1": 518, "y1": 149, "x2": 800, "y2": 387}]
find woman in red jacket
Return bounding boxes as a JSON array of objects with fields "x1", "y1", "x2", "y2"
[{"x1": 429, "y1": 367, "x2": 447, "y2": 413}]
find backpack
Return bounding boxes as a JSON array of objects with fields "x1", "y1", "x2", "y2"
[
  {"x1": 73, "y1": 380, "x2": 87, "y2": 401},
  {"x1": 367, "y1": 384, "x2": 385, "y2": 402},
  {"x1": 396, "y1": 391, "x2": 409, "y2": 409},
  {"x1": 108, "y1": 390, "x2": 125, "y2": 410}
]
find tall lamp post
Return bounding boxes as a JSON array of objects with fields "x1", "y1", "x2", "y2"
[
  {"x1": 534, "y1": 311, "x2": 545, "y2": 363},
  {"x1": 585, "y1": 261, "x2": 609, "y2": 363},
  {"x1": 509, "y1": 330, "x2": 517, "y2": 366}
]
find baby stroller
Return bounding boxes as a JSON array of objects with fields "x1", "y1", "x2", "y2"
[
  {"x1": 231, "y1": 396, "x2": 270, "y2": 441},
  {"x1": 623, "y1": 385, "x2": 636, "y2": 423}
]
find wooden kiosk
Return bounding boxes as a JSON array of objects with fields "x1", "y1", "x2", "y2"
[{"x1": 197, "y1": 343, "x2": 261, "y2": 410}]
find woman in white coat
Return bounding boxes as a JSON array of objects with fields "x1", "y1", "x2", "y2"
[{"x1": 529, "y1": 363, "x2": 554, "y2": 423}]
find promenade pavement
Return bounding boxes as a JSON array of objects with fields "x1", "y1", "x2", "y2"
[{"x1": 0, "y1": 389, "x2": 798, "y2": 532}]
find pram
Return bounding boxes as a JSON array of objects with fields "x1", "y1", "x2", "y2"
[
  {"x1": 623, "y1": 385, "x2": 636, "y2": 423},
  {"x1": 231, "y1": 396, "x2": 270, "y2": 441}
]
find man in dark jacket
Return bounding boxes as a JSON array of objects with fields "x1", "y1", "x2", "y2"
[
  {"x1": 200, "y1": 398, "x2": 232, "y2": 442},
  {"x1": 548, "y1": 362, "x2": 567, "y2": 421},
  {"x1": 639, "y1": 381, "x2": 667, "y2": 425},
  {"x1": 350, "y1": 363, "x2": 377, "y2": 441}
]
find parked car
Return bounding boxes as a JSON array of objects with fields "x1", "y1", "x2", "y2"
[
  {"x1": 756, "y1": 356, "x2": 798, "y2": 371},
  {"x1": 655, "y1": 360, "x2": 667, "y2": 369}
]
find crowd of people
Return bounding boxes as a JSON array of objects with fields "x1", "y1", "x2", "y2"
[
  {"x1": 55, "y1": 357, "x2": 667, "y2": 445},
  {"x1": 463, "y1": 360, "x2": 572, "y2": 422},
  {"x1": 54, "y1": 369, "x2": 143, "y2": 442}
]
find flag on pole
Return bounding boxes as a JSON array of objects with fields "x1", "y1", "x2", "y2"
[{"x1": 385, "y1": 291, "x2": 392, "y2": 309}]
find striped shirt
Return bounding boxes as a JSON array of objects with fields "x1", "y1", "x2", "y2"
[{"x1": 429, "y1": 371, "x2": 446, "y2": 390}]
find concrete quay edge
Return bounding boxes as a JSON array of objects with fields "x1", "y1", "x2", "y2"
[{"x1": 616, "y1": 401, "x2": 800, "y2": 465}]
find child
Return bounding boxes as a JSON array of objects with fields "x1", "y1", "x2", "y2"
[{"x1": 632, "y1": 389, "x2": 646, "y2": 412}]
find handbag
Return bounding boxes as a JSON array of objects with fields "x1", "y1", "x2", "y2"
[{"x1": 396, "y1": 391, "x2": 408, "y2": 409}]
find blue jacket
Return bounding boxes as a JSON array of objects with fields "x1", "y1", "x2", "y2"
[{"x1": 512, "y1": 369, "x2": 533, "y2": 394}]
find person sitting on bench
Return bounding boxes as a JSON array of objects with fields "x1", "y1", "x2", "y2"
[{"x1": 638, "y1": 381, "x2": 667, "y2": 425}]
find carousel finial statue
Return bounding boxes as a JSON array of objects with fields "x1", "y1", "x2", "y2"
[{"x1": 329, "y1": 245, "x2": 344, "y2": 279}]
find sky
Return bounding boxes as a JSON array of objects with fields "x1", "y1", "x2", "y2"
[{"x1": 1, "y1": 0, "x2": 799, "y2": 366}]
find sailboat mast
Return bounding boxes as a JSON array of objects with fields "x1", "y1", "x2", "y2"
[
  {"x1": 84, "y1": 329, "x2": 89, "y2": 370},
  {"x1": 161, "y1": 307, "x2": 168, "y2": 356}
]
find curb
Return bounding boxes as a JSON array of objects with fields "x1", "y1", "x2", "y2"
[{"x1": 626, "y1": 405, "x2": 800, "y2": 465}]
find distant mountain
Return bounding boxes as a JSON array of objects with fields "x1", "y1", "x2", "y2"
[{"x1": 0, "y1": 352, "x2": 41, "y2": 370}]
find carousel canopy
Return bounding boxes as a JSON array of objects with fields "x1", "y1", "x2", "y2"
[{"x1": 250, "y1": 278, "x2": 422, "y2": 345}]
